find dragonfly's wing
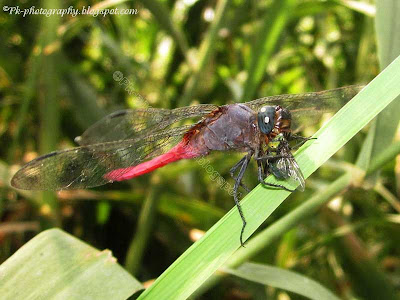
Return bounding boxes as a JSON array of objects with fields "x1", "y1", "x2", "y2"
[
  {"x1": 11, "y1": 125, "x2": 193, "y2": 191},
  {"x1": 76, "y1": 104, "x2": 218, "y2": 145},
  {"x1": 274, "y1": 154, "x2": 305, "y2": 192},
  {"x1": 245, "y1": 85, "x2": 364, "y2": 132}
]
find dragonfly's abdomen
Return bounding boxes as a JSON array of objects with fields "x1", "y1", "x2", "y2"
[{"x1": 104, "y1": 139, "x2": 205, "y2": 181}]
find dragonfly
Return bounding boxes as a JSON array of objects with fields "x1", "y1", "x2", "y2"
[{"x1": 11, "y1": 85, "x2": 364, "y2": 245}]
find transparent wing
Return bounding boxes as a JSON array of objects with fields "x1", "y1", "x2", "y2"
[
  {"x1": 273, "y1": 153, "x2": 305, "y2": 192},
  {"x1": 245, "y1": 85, "x2": 364, "y2": 132},
  {"x1": 75, "y1": 104, "x2": 218, "y2": 145},
  {"x1": 11, "y1": 125, "x2": 193, "y2": 191}
]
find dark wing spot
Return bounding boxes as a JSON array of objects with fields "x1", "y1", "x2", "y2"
[{"x1": 110, "y1": 110, "x2": 128, "y2": 119}]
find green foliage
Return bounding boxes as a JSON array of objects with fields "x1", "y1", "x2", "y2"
[{"x1": 0, "y1": 229, "x2": 142, "y2": 299}]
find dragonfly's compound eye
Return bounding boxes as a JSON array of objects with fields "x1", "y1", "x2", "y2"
[
  {"x1": 258, "y1": 106, "x2": 276, "y2": 134},
  {"x1": 280, "y1": 107, "x2": 292, "y2": 121}
]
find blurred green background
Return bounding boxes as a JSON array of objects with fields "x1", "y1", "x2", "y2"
[{"x1": 1, "y1": 0, "x2": 400, "y2": 299}]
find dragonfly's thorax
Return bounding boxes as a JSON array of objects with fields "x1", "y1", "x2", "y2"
[{"x1": 186, "y1": 104, "x2": 258, "y2": 153}]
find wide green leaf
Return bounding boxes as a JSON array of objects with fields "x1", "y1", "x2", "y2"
[{"x1": 0, "y1": 229, "x2": 142, "y2": 300}]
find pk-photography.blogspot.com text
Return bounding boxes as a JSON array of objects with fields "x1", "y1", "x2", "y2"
[{"x1": 3, "y1": 5, "x2": 138, "y2": 18}]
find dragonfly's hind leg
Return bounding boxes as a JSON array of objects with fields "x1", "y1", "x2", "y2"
[
  {"x1": 230, "y1": 153, "x2": 252, "y2": 246},
  {"x1": 256, "y1": 158, "x2": 295, "y2": 192}
]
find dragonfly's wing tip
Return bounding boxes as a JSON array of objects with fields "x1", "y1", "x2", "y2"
[
  {"x1": 10, "y1": 160, "x2": 58, "y2": 191},
  {"x1": 10, "y1": 174, "x2": 19, "y2": 189},
  {"x1": 10, "y1": 169, "x2": 32, "y2": 190}
]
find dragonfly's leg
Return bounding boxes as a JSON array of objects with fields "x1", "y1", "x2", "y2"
[
  {"x1": 260, "y1": 181, "x2": 295, "y2": 192},
  {"x1": 240, "y1": 182, "x2": 251, "y2": 193},
  {"x1": 257, "y1": 159, "x2": 267, "y2": 182},
  {"x1": 232, "y1": 153, "x2": 252, "y2": 247},
  {"x1": 229, "y1": 156, "x2": 247, "y2": 175},
  {"x1": 230, "y1": 156, "x2": 251, "y2": 193}
]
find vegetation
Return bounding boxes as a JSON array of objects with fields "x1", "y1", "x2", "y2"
[{"x1": 1, "y1": 0, "x2": 400, "y2": 299}]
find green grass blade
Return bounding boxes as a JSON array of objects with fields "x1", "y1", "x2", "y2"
[
  {"x1": 376, "y1": 0, "x2": 400, "y2": 68},
  {"x1": 335, "y1": 0, "x2": 375, "y2": 17},
  {"x1": 125, "y1": 186, "x2": 159, "y2": 276},
  {"x1": 7, "y1": 51, "x2": 41, "y2": 163},
  {"x1": 356, "y1": 1, "x2": 400, "y2": 171},
  {"x1": 137, "y1": 55, "x2": 400, "y2": 300},
  {"x1": 193, "y1": 173, "x2": 353, "y2": 297},
  {"x1": 222, "y1": 262, "x2": 340, "y2": 300},
  {"x1": 195, "y1": 140, "x2": 400, "y2": 296},
  {"x1": 325, "y1": 6, "x2": 400, "y2": 297},
  {"x1": 0, "y1": 229, "x2": 142, "y2": 300},
  {"x1": 241, "y1": 0, "x2": 296, "y2": 101},
  {"x1": 63, "y1": 71, "x2": 107, "y2": 129},
  {"x1": 37, "y1": 0, "x2": 62, "y2": 227},
  {"x1": 178, "y1": 0, "x2": 231, "y2": 106},
  {"x1": 373, "y1": 0, "x2": 400, "y2": 144},
  {"x1": 139, "y1": 0, "x2": 189, "y2": 60}
]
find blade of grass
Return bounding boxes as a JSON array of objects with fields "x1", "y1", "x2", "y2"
[
  {"x1": 36, "y1": 0, "x2": 62, "y2": 227},
  {"x1": 138, "y1": 0, "x2": 190, "y2": 62},
  {"x1": 178, "y1": 0, "x2": 231, "y2": 106},
  {"x1": 241, "y1": 0, "x2": 297, "y2": 101},
  {"x1": 339, "y1": 11, "x2": 400, "y2": 295},
  {"x1": 7, "y1": 52, "x2": 41, "y2": 163},
  {"x1": 57, "y1": 0, "x2": 131, "y2": 41},
  {"x1": 335, "y1": 0, "x2": 376, "y2": 17},
  {"x1": 293, "y1": 1, "x2": 339, "y2": 18},
  {"x1": 125, "y1": 184, "x2": 160, "y2": 276},
  {"x1": 194, "y1": 173, "x2": 353, "y2": 297},
  {"x1": 222, "y1": 262, "x2": 340, "y2": 300},
  {"x1": 63, "y1": 71, "x2": 107, "y2": 129},
  {"x1": 195, "y1": 141, "x2": 400, "y2": 297},
  {"x1": 358, "y1": 0, "x2": 400, "y2": 171},
  {"x1": 327, "y1": 4, "x2": 400, "y2": 290},
  {"x1": 376, "y1": 0, "x2": 400, "y2": 68},
  {"x1": 138, "y1": 55, "x2": 400, "y2": 300}
]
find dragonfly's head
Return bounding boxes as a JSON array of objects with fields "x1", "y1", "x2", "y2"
[{"x1": 257, "y1": 105, "x2": 292, "y2": 136}]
